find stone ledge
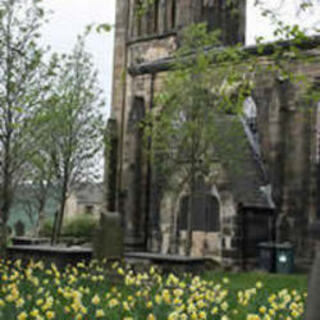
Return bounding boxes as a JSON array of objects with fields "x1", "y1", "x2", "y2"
[
  {"x1": 129, "y1": 35, "x2": 320, "y2": 76},
  {"x1": 12, "y1": 237, "x2": 49, "y2": 246},
  {"x1": 124, "y1": 252, "x2": 218, "y2": 273},
  {"x1": 7, "y1": 245, "x2": 93, "y2": 268},
  {"x1": 8, "y1": 245, "x2": 93, "y2": 254},
  {"x1": 125, "y1": 252, "x2": 209, "y2": 263},
  {"x1": 127, "y1": 31, "x2": 177, "y2": 46}
]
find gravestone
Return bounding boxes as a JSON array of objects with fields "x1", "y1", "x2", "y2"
[
  {"x1": 305, "y1": 221, "x2": 320, "y2": 320},
  {"x1": 93, "y1": 212, "x2": 123, "y2": 259},
  {"x1": 14, "y1": 220, "x2": 25, "y2": 237}
]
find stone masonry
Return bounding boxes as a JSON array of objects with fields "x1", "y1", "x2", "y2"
[{"x1": 107, "y1": 0, "x2": 320, "y2": 269}]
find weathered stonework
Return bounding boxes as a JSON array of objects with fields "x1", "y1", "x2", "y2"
[{"x1": 107, "y1": 0, "x2": 320, "y2": 269}]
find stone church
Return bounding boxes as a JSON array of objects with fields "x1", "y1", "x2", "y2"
[{"x1": 107, "y1": 0, "x2": 320, "y2": 268}]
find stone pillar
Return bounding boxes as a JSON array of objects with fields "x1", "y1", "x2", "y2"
[
  {"x1": 221, "y1": 212, "x2": 244, "y2": 271},
  {"x1": 305, "y1": 222, "x2": 320, "y2": 320},
  {"x1": 105, "y1": 119, "x2": 118, "y2": 212},
  {"x1": 111, "y1": 0, "x2": 130, "y2": 211}
]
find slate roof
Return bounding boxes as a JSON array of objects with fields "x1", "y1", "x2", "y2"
[
  {"x1": 212, "y1": 115, "x2": 274, "y2": 210},
  {"x1": 72, "y1": 183, "x2": 104, "y2": 205}
]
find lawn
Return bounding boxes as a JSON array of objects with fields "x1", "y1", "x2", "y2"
[{"x1": 0, "y1": 259, "x2": 308, "y2": 320}]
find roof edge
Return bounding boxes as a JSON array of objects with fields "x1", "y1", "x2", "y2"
[{"x1": 129, "y1": 35, "x2": 320, "y2": 76}]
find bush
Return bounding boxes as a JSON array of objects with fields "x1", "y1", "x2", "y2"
[
  {"x1": 39, "y1": 215, "x2": 98, "y2": 239},
  {"x1": 39, "y1": 219, "x2": 54, "y2": 237},
  {"x1": 62, "y1": 214, "x2": 98, "y2": 239}
]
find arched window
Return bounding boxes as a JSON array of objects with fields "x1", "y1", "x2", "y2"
[
  {"x1": 201, "y1": 0, "x2": 220, "y2": 32},
  {"x1": 164, "y1": 0, "x2": 176, "y2": 31},
  {"x1": 242, "y1": 96, "x2": 260, "y2": 154},
  {"x1": 206, "y1": 196, "x2": 220, "y2": 232},
  {"x1": 170, "y1": 0, "x2": 177, "y2": 29},
  {"x1": 201, "y1": 0, "x2": 245, "y2": 45},
  {"x1": 178, "y1": 195, "x2": 188, "y2": 230},
  {"x1": 243, "y1": 96, "x2": 257, "y2": 132},
  {"x1": 128, "y1": 97, "x2": 145, "y2": 131},
  {"x1": 178, "y1": 178, "x2": 220, "y2": 232},
  {"x1": 133, "y1": 0, "x2": 161, "y2": 37},
  {"x1": 153, "y1": 0, "x2": 159, "y2": 33},
  {"x1": 134, "y1": 0, "x2": 143, "y2": 37}
]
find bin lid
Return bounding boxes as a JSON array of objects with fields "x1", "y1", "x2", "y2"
[{"x1": 258, "y1": 242, "x2": 293, "y2": 249}]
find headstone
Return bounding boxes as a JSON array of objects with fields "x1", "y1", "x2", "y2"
[
  {"x1": 14, "y1": 220, "x2": 25, "y2": 237},
  {"x1": 93, "y1": 212, "x2": 123, "y2": 259},
  {"x1": 305, "y1": 221, "x2": 320, "y2": 320}
]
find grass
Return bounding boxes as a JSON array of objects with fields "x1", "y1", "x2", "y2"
[{"x1": 203, "y1": 271, "x2": 308, "y2": 292}]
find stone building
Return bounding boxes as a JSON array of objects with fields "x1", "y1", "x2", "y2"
[
  {"x1": 64, "y1": 183, "x2": 104, "y2": 220},
  {"x1": 107, "y1": 0, "x2": 320, "y2": 268}
]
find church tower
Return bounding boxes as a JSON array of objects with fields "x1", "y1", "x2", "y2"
[{"x1": 108, "y1": 0, "x2": 247, "y2": 251}]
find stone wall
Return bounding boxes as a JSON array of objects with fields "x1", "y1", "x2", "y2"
[
  {"x1": 253, "y1": 56, "x2": 320, "y2": 259},
  {"x1": 108, "y1": 0, "x2": 320, "y2": 268}
]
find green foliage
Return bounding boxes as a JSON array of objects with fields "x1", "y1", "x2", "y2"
[
  {"x1": 32, "y1": 34, "x2": 107, "y2": 244},
  {"x1": 85, "y1": 23, "x2": 112, "y2": 35},
  {"x1": 0, "y1": 0, "x2": 51, "y2": 248},
  {"x1": 63, "y1": 215, "x2": 98, "y2": 239},
  {"x1": 41, "y1": 35, "x2": 106, "y2": 185},
  {"x1": 134, "y1": 0, "x2": 156, "y2": 18},
  {"x1": 145, "y1": 23, "x2": 252, "y2": 193},
  {"x1": 40, "y1": 215, "x2": 98, "y2": 239},
  {"x1": 0, "y1": 260, "x2": 308, "y2": 320},
  {"x1": 143, "y1": 3, "x2": 320, "y2": 253},
  {"x1": 144, "y1": 23, "x2": 255, "y2": 255},
  {"x1": 253, "y1": 2, "x2": 320, "y2": 105},
  {"x1": 39, "y1": 219, "x2": 54, "y2": 237},
  {"x1": 0, "y1": 0, "x2": 107, "y2": 247}
]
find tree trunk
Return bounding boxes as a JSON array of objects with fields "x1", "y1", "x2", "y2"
[
  {"x1": 51, "y1": 184, "x2": 67, "y2": 245},
  {"x1": 0, "y1": 196, "x2": 11, "y2": 256},
  {"x1": 36, "y1": 201, "x2": 45, "y2": 237},
  {"x1": 0, "y1": 220, "x2": 8, "y2": 257},
  {"x1": 186, "y1": 158, "x2": 196, "y2": 256},
  {"x1": 0, "y1": 154, "x2": 12, "y2": 255}
]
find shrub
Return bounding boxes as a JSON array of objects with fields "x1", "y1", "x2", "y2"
[
  {"x1": 39, "y1": 219, "x2": 54, "y2": 237},
  {"x1": 62, "y1": 214, "x2": 98, "y2": 239},
  {"x1": 39, "y1": 215, "x2": 98, "y2": 239}
]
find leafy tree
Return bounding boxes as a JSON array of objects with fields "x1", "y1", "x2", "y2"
[
  {"x1": 21, "y1": 149, "x2": 56, "y2": 236},
  {"x1": 0, "y1": 0, "x2": 49, "y2": 250},
  {"x1": 145, "y1": 24, "x2": 252, "y2": 255},
  {"x1": 144, "y1": 0, "x2": 320, "y2": 255},
  {"x1": 16, "y1": 55, "x2": 61, "y2": 237},
  {"x1": 37, "y1": 36, "x2": 106, "y2": 245}
]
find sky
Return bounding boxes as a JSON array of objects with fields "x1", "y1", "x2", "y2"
[
  {"x1": 41, "y1": 0, "x2": 116, "y2": 118},
  {"x1": 40, "y1": 0, "x2": 320, "y2": 117}
]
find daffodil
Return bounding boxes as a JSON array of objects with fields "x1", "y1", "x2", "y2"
[{"x1": 92, "y1": 294, "x2": 100, "y2": 305}]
